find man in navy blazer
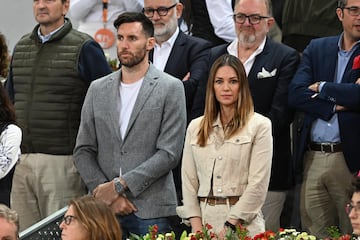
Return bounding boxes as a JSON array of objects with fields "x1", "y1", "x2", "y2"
[
  {"x1": 144, "y1": 0, "x2": 211, "y2": 124},
  {"x1": 288, "y1": 0, "x2": 360, "y2": 237},
  {"x1": 193, "y1": 0, "x2": 299, "y2": 232}
]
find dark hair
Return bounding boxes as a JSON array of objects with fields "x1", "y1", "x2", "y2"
[
  {"x1": 197, "y1": 54, "x2": 254, "y2": 146},
  {"x1": 0, "y1": 84, "x2": 16, "y2": 126},
  {"x1": 352, "y1": 175, "x2": 360, "y2": 195},
  {"x1": 338, "y1": 0, "x2": 347, "y2": 9},
  {"x1": 113, "y1": 12, "x2": 154, "y2": 37},
  {"x1": 0, "y1": 33, "x2": 9, "y2": 78}
]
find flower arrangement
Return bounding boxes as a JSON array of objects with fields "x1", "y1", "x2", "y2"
[
  {"x1": 129, "y1": 225, "x2": 175, "y2": 240},
  {"x1": 128, "y1": 224, "x2": 355, "y2": 240}
]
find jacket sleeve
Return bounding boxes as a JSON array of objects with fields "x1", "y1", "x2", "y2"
[
  {"x1": 73, "y1": 84, "x2": 109, "y2": 191},
  {"x1": 0, "y1": 125, "x2": 21, "y2": 179},
  {"x1": 78, "y1": 40, "x2": 112, "y2": 84},
  {"x1": 228, "y1": 117, "x2": 273, "y2": 223},
  {"x1": 176, "y1": 121, "x2": 202, "y2": 219},
  {"x1": 288, "y1": 41, "x2": 335, "y2": 121}
]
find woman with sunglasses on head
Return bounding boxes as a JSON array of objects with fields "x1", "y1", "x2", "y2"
[{"x1": 60, "y1": 195, "x2": 122, "y2": 240}]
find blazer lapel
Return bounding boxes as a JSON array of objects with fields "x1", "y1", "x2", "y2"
[
  {"x1": 107, "y1": 71, "x2": 123, "y2": 143},
  {"x1": 248, "y1": 38, "x2": 272, "y2": 81},
  {"x1": 343, "y1": 44, "x2": 360, "y2": 83},
  {"x1": 323, "y1": 37, "x2": 339, "y2": 83},
  {"x1": 164, "y1": 32, "x2": 185, "y2": 73}
]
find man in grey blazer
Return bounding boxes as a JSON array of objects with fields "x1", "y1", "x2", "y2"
[{"x1": 73, "y1": 12, "x2": 187, "y2": 239}]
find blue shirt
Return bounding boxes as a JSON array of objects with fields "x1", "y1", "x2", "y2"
[{"x1": 311, "y1": 34, "x2": 360, "y2": 143}]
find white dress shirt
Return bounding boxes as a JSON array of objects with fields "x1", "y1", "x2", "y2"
[{"x1": 153, "y1": 28, "x2": 179, "y2": 71}]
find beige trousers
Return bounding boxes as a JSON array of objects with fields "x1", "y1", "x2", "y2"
[
  {"x1": 11, "y1": 153, "x2": 86, "y2": 231},
  {"x1": 199, "y1": 201, "x2": 265, "y2": 237},
  {"x1": 300, "y1": 151, "x2": 352, "y2": 238},
  {"x1": 262, "y1": 190, "x2": 287, "y2": 232}
]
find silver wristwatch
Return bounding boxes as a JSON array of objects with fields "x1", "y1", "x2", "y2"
[{"x1": 113, "y1": 177, "x2": 125, "y2": 194}]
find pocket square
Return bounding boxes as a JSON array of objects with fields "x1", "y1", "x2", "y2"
[
  {"x1": 257, "y1": 67, "x2": 277, "y2": 79},
  {"x1": 352, "y1": 55, "x2": 360, "y2": 70}
]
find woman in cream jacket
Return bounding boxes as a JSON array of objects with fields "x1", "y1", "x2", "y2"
[{"x1": 177, "y1": 54, "x2": 273, "y2": 238}]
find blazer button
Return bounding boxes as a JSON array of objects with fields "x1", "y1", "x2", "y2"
[
  {"x1": 217, "y1": 188, "x2": 222, "y2": 193},
  {"x1": 218, "y1": 156, "x2": 222, "y2": 160}
]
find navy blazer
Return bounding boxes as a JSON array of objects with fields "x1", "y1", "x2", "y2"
[
  {"x1": 149, "y1": 31, "x2": 211, "y2": 123},
  {"x1": 289, "y1": 36, "x2": 360, "y2": 176},
  {"x1": 195, "y1": 37, "x2": 300, "y2": 190}
]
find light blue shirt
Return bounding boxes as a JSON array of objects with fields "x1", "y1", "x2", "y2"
[
  {"x1": 37, "y1": 21, "x2": 66, "y2": 43},
  {"x1": 311, "y1": 34, "x2": 360, "y2": 143}
]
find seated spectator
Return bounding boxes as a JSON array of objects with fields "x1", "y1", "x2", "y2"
[
  {"x1": 0, "y1": 204, "x2": 19, "y2": 240},
  {"x1": 347, "y1": 174, "x2": 360, "y2": 236},
  {"x1": 0, "y1": 83, "x2": 21, "y2": 207},
  {"x1": 60, "y1": 195, "x2": 122, "y2": 240}
]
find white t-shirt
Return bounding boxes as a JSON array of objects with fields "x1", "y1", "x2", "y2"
[
  {"x1": 119, "y1": 79, "x2": 144, "y2": 139},
  {"x1": 0, "y1": 124, "x2": 22, "y2": 179}
]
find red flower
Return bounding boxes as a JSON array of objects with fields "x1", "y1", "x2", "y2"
[
  {"x1": 352, "y1": 55, "x2": 360, "y2": 70},
  {"x1": 338, "y1": 234, "x2": 352, "y2": 240}
]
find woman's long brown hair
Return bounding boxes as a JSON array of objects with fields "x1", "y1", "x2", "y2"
[{"x1": 197, "y1": 54, "x2": 254, "y2": 146}]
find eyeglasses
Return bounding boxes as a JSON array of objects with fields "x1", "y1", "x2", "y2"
[
  {"x1": 345, "y1": 203, "x2": 360, "y2": 214},
  {"x1": 233, "y1": 13, "x2": 270, "y2": 25},
  {"x1": 343, "y1": 6, "x2": 360, "y2": 16},
  {"x1": 142, "y1": 3, "x2": 177, "y2": 18},
  {"x1": 62, "y1": 215, "x2": 77, "y2": 225}
]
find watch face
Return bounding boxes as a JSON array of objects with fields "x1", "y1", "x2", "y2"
[{"x1": 114, "y1": 178, "x2": 123, "y2": 194}]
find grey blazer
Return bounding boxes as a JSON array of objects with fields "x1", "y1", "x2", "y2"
[{"x1": 74, "y1": 64, "x2": 187, "y2": 218}]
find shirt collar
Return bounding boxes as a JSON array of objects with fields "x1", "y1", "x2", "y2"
[
  {"x1": 155, "y1": 27, "x2": 179, "y2": 48},
  {"x1": 37, "y1": 20, "x2": 66, "y2": 43},
  {"x1": 338, "y1": 32, "x2": 360, "y2": 52},
  {"x1": 212, "y1": 114, "x2": 223, "y2": 128},
  {"x1": 227, "y1": 37, "x2": 267, "y2": 58}
]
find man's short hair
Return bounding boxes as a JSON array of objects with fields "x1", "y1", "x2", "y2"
[
  {"x1": 338, "y1": 0, "x2": 347, "y2": 9},
  {"x1": 0, "y1": 204, "x2": 19, "y2": 238},
  {"x1": 113, "y1": 12, "x2": 154, "y2": 37}
]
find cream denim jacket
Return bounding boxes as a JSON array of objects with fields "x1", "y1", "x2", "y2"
[{"x1": 177, "y1": 113, "x2": 273, "y2": 223}]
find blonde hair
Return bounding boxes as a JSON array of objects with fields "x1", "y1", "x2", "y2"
[
  {"x1": 197, "y1": 54, "x2": 254, "y2": 146},
  {"x1": 70, "y1": 196, "x2": 122, "y2": 240},
  {"x1": 0, "y1": 204, "x2": 19, "y2": 238}
]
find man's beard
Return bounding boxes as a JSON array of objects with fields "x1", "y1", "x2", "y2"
[
  {"x1": 238, "y1": 32, "x2": 256, "y2": 45},
  {"x1": 153, "y1": 17, "x2": 178, "y2": 40},
  {"x1": 118, "y1": 49, "x2": 146, "y2": 68}
]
